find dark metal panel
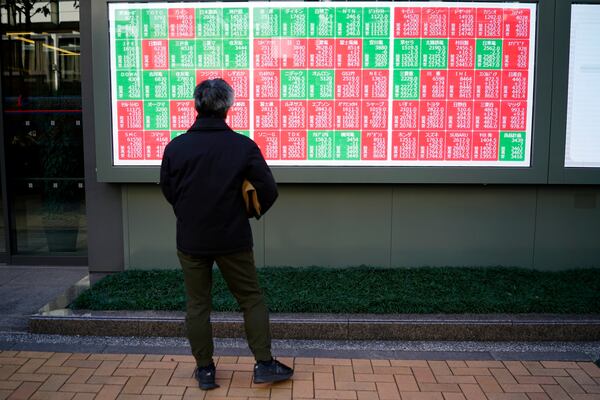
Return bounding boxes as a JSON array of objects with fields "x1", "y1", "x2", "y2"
[
  {"x1": 81, "y1": 0, "x2": 125, "y2": 272},
  {"x1": 391, "y1": 185, "x2": 537, "y2": 268},
  {"x1": 533, "y1": 186, "x2": 600, "y2": 268},
  {"x1": 0, "y1": 45, "x2": 10, "y2": 261},
  {"x1": 548, "y1": 0, "x2": 600, "y2": 184},
  {"x1": 90, "y1": 0, "x2": 552, "y2": 184},
  {"x1": 264, "y1": 185, "x2": 393, "y2": 267}
]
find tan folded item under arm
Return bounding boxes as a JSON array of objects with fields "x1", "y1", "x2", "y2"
[{"x1": 242, "y1": 179, "x2": 261, "y2": 218}]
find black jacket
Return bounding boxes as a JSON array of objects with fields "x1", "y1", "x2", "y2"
[{"x1": 160, "y1": 117, "x2": 278, "y2": 255}]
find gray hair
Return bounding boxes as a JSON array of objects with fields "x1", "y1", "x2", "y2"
[{"x1": 193, "y1": 78, "x2": 235, "y2": 118}]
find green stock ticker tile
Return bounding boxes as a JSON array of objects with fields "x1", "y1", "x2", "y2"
[
  {"x1": 142, "y1": 9, "x2": 168, "y2": 39},
  {"x1": 281, "y1": 70, "x2": 308, "y2": 100},
  {"x1": 114, "y1": 9, "x2": 140, "y2": 39},
  {"x1": 393, "y1": 70, "x2": 420, "y2": 100},
  {"x1": 196, "y1": 39, "x2": 223, "y2": 69},
  {"x1": 170, "y1": 70, "x2": 196, "y2": 100},
  {"x1": 476, "y1": 39, "x2": 503, "y2": 70},
  {"x1": 196, "y1": 8, "x2": 223, "y2": 38},
  {"x1": 308, "y1": 130, "x2": 334, "y2": 160},
  {"x1": 223, "y1": 39, "x2": 249, "y2": 69},
  {"x1": 335, "y1": 130, "x2": 361, "y2": 160},
  {"x1": 308, "y1": 8, "x2": 335, "y2": 37},
  {"x1": 308, "y1": 70, "x2": 334, "y2": 100},
  {"x1": 336, "y1": 7, "x2": 362, "y2": 37},
  {"x1": 281, "y1": 8, "x2": 308, "y2": 37},
  {"x1": 499, "y1": 132, "x2": 526, "y2": 162},
  {"x1": 169, "y1": 40, "x2": 195, "y2": 69},
  {"x1": 394, "y1": 39, "x2": 420, "y2": 69},
  {"x1": 144, "y1": 101, "x2": 170, "y2": 130},
  {"x1": 363, "y1": 7, "x2": 390, "y2": 37},
  {"x1": 115, "y1": 40, "x2": 141, "y2": 70},
  {"x1": 143, "y1": 71, "x2": 169, "y2": 100},
  {"x1": 116, "y1": 71, "x2": 142, "y2": 100},
  {"x1": 254, "y1": 8, "x2": 280, "y2": 38},
  {"x1": 363, "y1": 38, "x2": 390, "y2": 69},
  {"x1": 223, "y1": 8, "x2": 249, "y2": 38},
  {"x1": 421, "y1": 38, "x2": 448, "y2": 69}
]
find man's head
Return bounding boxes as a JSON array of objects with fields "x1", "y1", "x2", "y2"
[{"x1": 193, "y1": 79, "x2": 235, "y2": 119}]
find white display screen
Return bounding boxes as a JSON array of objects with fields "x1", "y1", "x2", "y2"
[
  {"x1": 565, "y1": 5, "x2": 600, "y2": 168},
  {"x1": 108, "y1": 2, "x2": 536, "y2": 167}
]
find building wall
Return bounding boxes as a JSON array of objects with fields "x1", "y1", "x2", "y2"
[{"x1": 122, "y1": 184, "x2": 599, "y2": 270}]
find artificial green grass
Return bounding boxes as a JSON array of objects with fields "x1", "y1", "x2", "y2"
[{"x1": 70, "y1": 267, "x2": 600, "y2": 314}]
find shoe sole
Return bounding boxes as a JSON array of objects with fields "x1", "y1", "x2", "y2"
[
  {"x1": 253, "y1": 372, "x2": 293, "y2": 384},
  {"x1": 199, "y1": 383, "x2": 220, "y2": 391}
]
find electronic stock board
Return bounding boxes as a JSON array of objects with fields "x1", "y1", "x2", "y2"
[{"x1": 109, "y1": 2, "x2": 536, "y2": 168}]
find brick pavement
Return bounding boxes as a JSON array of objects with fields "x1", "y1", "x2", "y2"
[{"x1": 1, "y1": 351, "x2": 599, "y2": 400}]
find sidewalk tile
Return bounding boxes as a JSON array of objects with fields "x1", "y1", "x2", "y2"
[
  {"x1": 525, "y1": 394, "x2": 551, "y2": 400},
  {"x1": 491, "y1": 368, "x2": 519, "y2": 384},
  {"x1": 399, "y1": 392, "x2": 443, "y2": 400},
  {"x1": 17, "y1": 358, "x2": 45, "y2": 374},
  {"x1": 352, "y1": 360, "x2": 373, "y2": 374},
  {"x1": 540, "y1": 384, "x2": 572, "y2": 400},
  {"x1": 419, "y1": 383, "x2": 461, "y2": 393},
  {"x1": 485, "y1": 394, "x2": 528, "y2": 400},
  {"x1": 64, "y1": 360, "x2": 102, "y2": 369},
  {"x1": 16, "y1": 352, "x2": 53, "y2": 359},
  {"x1": 451, "y1": 368, "x2": 491, "y2": 376},
  {"x1": 567, "y1": 369, "x2": 597, "y2": 386},
  {"x1": 395, "y1": 374, "x2": 419, "y2": 392},
  {"x1": 541, "y1": 362, "x2": 580, "y2": 369},
  {"x1": 88, "y1": 376, "x2": 129, "y2": 385},
  {"x1": 500, "y1": 383, "x2": 544, "y2": 393},
  {"x1": 295, "y1": 364, "x2": 331, "y2": 373},
  {"x1": 515, "y1": 376, "x2": 556, "y2": 385},
  {"x1": 356, "y1": 391, "x2": 379, "y2": 400},
  {"x1": 428, "y1": 362, "x2": 452, "y2": 376},
  {"x1": 182, "y1": 387, "x2": 206, "y2": 400},
  {"x1": 38, "y1": 374, "x2": 69, "y2": 391},
  {"x1": 371, "y1": 361, "x2": 391, "y2": 367},
  {"x1": 67, "y1": 354, "x2": 90, "y2": 361},
  {"x1": 230, "y1": 371, "x2": 253, "y2": 388},
  {"x1": 441, "y1": 393, "x2": 466, "y2": 400},
  {"x1": 314, "y1": 372, "x2": 334, "y2": 390},
  {"x1": 582, "y1": 385, "x2": 600, "y2": 393},
  {"x1": 375, "y1": 382, "x2": 400, "y2": 400},
  {"x1": 466, "y1": 362, "x2": 504, "y2": 369},
  {"x1": 138, "y1": 362, "x2": 177, "y2": 370},
  {"x1": 71, "y1": 394, "x2": 95, "y2": 400},
  {"x1": 334, "y1": 366, "x2": 356, "y2": 382},
  {"x1": 142, "y1": 356, "x2": 163, "y2": 362},
  {"x1": 390, "y1": 361, "x2": 427, "y2": 368},
  {"x1": 458, "y1": 383, "x2": 487, "y2": 400},
  {"x1": 148, "y1": 369, "x2": 174, "y2": 386},
  {"x1": 161, "y1": 356, "x2": 194, "y2": 363},
  {"x1": 293, "y1": 358, "x2": 314, "y2": 365},
  {"x1": 503, "y1": 362, "x2": 531, "y2": 376},
  {"x1": 120, "y1": 356, "x2": 144, "y2": 369},
  {"x1": 227, "y1": 387, "x2": 271, "y2": 397},
  {"x1": 577, "y1": 363, "x2": 600, "y2": 378},
  {"x1": 7, "y1": 382, "x2": 42, "y2": 400},
  {"x1": 116, "y1": 395, "x2": 159, "y2": 400},
  {"x1": 373, "y1": 367, "x2": 411, "y2": 375},
  {"x1": 66, "y1": 368, "x2": 95, "y2": 384},
  {"x1": 94, "y1": 361, "x2": 121, "y2": 377},
  {"x1": 89, "y1": 355, "x2": 126, "y2": 362},
  {"x1": 0, "y1": 358, "x2": 27, "y2": 366},
  {"x1": 37, "y1": 366, "x2": 77, "y2": 375},
  {"x1": 8, "y1": 373, "x2": 49, "y2": 383},
  {"x1": 315, "y1": 389, "x2": 358, "y2": 399},
  {"x1": 335, "y1": 381, "x2": 376, "y2": 391},
  {"x1": 355, "y1": 374, "x2": 395, "y2": 383},
  {"x1": 60, "y1": 384, "x2": 103, "y2": 393},
  {"x1": 31, "y1": 391, "x2": 75, "y2": 400},
  {"x1": 412, "y1": 367, "x2": 436, "y2": 384},
  {"x1": 475, "y1": 375, "x2": 503, "y2": 393},
  {"x1": 554, "y1": 377, "x2": 585, "y2": 394},
  {"x1": 316, "y1": 359, "x2": 352, "y2": 366},
  {"x1": 292, "y1": 380, "x2": 313, "y2": 398},
  {"x1": 142, "y1": 386, "x2": 185, "y2": 396},
  {"x1": 95, "y1": 384, "x2": 124, "y2": 400},
  {"x1": 43, "y1": 354, "x2": 72, "y2": 368},
  {"x1": 122, "y1": 376, "x2": 150, "y2": 394},
  {"x1": 436, "y1": 376, "x2": 477, "y2": 384},
  {"x1": 270, "y1": 388, "x2": 292, "y2": 400}
]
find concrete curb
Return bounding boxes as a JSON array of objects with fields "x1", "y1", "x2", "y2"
[{"x1": 29, "y1": 310, "x2": 600, "y2": 341}]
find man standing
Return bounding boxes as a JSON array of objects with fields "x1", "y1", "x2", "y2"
[{"x1": 160, "y1": 79, "x2": 293, "y2": 390}]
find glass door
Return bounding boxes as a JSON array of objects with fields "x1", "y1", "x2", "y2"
[{"x1": 1, "y1": 7, "x2": 86, "y2": 259}]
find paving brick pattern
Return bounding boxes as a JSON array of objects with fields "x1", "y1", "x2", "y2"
[{"x1": 1, "y1": 351, "x2": 599, "y2": 400}]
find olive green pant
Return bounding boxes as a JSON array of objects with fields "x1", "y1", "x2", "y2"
[{"x1": 177, "y1": 250, "x2": 272, "y2": 367}]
